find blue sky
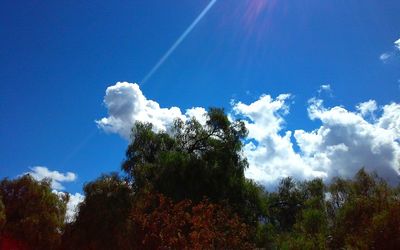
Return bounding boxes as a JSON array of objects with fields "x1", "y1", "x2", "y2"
[{"x1": 1, "y1": 0, "x2": 400, "y2": 195}]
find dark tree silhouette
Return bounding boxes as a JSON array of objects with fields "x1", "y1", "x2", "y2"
[
  {"x1": 62, "y1": 173, "x2": 134, "y2": 250},
  {"x1": 0, "y1": 175, "x2": 68, "y2": 250}
]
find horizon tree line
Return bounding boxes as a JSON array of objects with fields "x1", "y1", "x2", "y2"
[{"x1": 1, "y1": 108, "x2": 400, "y2": 249}]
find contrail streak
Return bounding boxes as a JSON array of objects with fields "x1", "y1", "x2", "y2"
[
  {"x1": 141, "y1": 0, "x2": 217, "y2": 84},
  {"x1": 60, "y1": 129, "x2": 97, "y2": 166}
]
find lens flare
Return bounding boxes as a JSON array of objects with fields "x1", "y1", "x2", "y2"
[
  {"x1": 235, "y1": 0, "x2": 278, "y2": 36},
  {"x1": 243, "y1": 0, "x2": 275, "y2": 26}
]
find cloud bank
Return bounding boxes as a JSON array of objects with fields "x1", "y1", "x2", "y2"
[{"x1": 98, "y1": 82, "x2": 400, "y2": 188}]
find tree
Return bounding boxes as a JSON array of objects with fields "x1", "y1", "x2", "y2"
[
  {"x1": 266, "y1": 178, "x2": 328, "y2": 249},
  {"x1": 130, "y1": 193, "x2": 254, "y2": 249},
  {"x1": 368, "y1": 201, "x2": 400, "y2": 249},
  {"x1": 296, "y1": 178, "x2": 327, "y2": 236},
  {"x1": 0, "y1": 175, "x2": 68, "y2": 250},
  {"x1": 283, "y1": 179, "x2": 328, "y2": 249},
  {"x1": 122, "y1": 108, "x2": 266, "y2": 225},
  {"x1": 62, "y1": 173, "x2": 134, "y2": 250},
  {"x1": 268, "y1": 177, "x2": 304, "y2": 232},
  {"x1": 327, "y1": 169, "x2": 400, "y2": 249}
]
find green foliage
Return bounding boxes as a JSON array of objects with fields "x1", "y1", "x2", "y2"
[
  {"x1": 0, "y1": 175, "x2": 68, "y2": 249},
  {"x1": 326, "y1": 168, "x2": 400, "y2": 249},
  {"x1": 268, "y1": 177, "x2": 305, "y2": 232},
  {"x1": 263, "y1": 178, "x2": 328, "y2": 249},
  {"x1": 368, "y1": 202, "x2": 400, "y2": 249},
  {"x1": 122, "y1": 108, "x2": 264, "y2": 225},
  {"x1": 62, "y1": 173, "x2": 134, "y2": 250}
]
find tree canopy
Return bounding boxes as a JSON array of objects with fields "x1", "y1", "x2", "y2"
[
  {"x1": 0, "y1": 175, "x2": 68, "y2": 250},
  {"x1": 122, "y1": 108, "x2": 266, "y2": 225},
  {"x1": 62, "y1": 173, "x2": 134, "y2": 250},
  {"x1": 130, "y1": 193, "x2": 254, "y2": 249}
]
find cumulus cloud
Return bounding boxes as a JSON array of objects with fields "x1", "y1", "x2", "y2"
[
  {"x1": 233, "y1": 96, "x2": 400, "y2": 188},
  {"x1": 294, "y1": 99, "x2": 400, "y2": 184},
  {"x1": 356, "y1": 99, "x2": 377, "y2": 119},
  {"x1": 98, "y1": 83, "x2": 400, "y2": 188},
  {"x1": 185, "y1": 107, "x2": 208, "y2": 126},
  {"x1": 96, "y1": 82, "x2": 184, "y2": 139},
  {"x1": 27, "y1": 166, "x2": 76, "y2": 190},
  {"x1": 232, "y1": 95, "x2": 327, "y2": 189},
  {"x1": 96, "y1": 82, "x2": 207, "y2": 139},
  {"x1": 377, "y1": 103, "x2": 400, "y2": 138}
]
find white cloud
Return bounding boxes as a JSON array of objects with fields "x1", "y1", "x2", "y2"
[
  {"x1": 234, "y1": 95, "x2": 399, "y2": 188},
  {"x1": 66, "y1": 192, "x2": 84, "y2": 222},
  {"x1": 233, "y1": 94, "x2": 290, "y2": 141},
  {"x1": 185, "y1": 107, "x2": 208, "y2": 126},
  {"x1": 232, "y1": 95, "x2": 327, "y2": 189},
  {"x1": 294, "y1": 99, "x2": 400, "y2": 184},
  {"x1": 53, "y1": 191, "x2": 84, "y2": 223},
  {"x1": 395, "y1": 38, "x2": 400, "y2": 50},
  {"x1": 356, "y1": 99, "x2": 377, "y2": 119},
  {"x1": 380, "y1": 37, "x2": 400, "y2": 62},
  {"x1": 318, "y1": 84, "x2": 332, "y2": 93},
  {"x1": 96, "y1": 82, "x2": 184, "y2": 139},
  {"x1": 377, "y1": 103, "x2": 400, "y2": 138},
  {"x1": 25, "y1": 166, "x2": 82, "y2": 221},
  {"x1": 27, "y1": 166, "x2": 76, "y2": 190},
  {"x1": 97, "y1": 83, "x2": 400, "y2": 188},
  {"x1": 380, "y1": 53, "x2": 392, "y2": 62},
  {"x1": 96, "y1": 82, "x2": 206, "y2": 139}
]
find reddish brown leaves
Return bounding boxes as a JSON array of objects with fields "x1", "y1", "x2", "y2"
[{"x1": 130, "y1": 193, "x2": 254, "y2": 249}]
